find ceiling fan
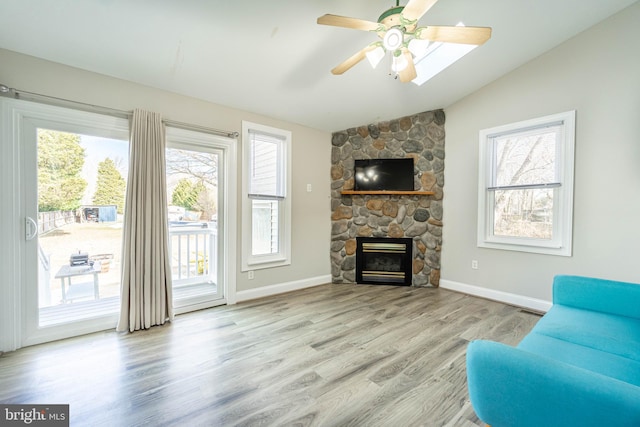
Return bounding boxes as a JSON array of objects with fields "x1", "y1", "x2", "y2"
[{"x1": 317, "y1": 0, "x2": 492, "y2": 83}]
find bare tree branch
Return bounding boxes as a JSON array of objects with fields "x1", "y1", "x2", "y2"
[{"x1": 166, "y1": 150, "x2": 218, "y2": 187}]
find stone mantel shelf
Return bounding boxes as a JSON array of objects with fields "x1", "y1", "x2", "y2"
[{"x1": 341, "y1": 190, "x2": 435, "y2": 196}]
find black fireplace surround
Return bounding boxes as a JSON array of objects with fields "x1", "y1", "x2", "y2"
[{"x1": 356, "y1": 237, "x2": 412, "y2": 286}]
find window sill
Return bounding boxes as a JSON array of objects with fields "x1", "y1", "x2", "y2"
[
  {"x1": 478, "y1": 240, "x2": 571, "y2": 257},
  {"x1": 242, "y1": 257, "x2": 291, "y2": 272}
]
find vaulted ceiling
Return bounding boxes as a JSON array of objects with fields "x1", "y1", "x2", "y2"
[{"x1": 0, "y1": 0, "x2": 636, "y2": 131}]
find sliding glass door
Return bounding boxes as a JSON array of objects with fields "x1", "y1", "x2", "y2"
[
  {"x1": 166, "y1": 146, "x2": 222, "y2": 307},
  {"x1": 166, "y1": 127, "x2": 235, "y2": 312},
  {"x1": 1, "y1": 99, "x2": 236, "y2": 350},
  {"x1": 4, "y1": 100, "x2": 130, "y2": 347},
  {"x1": 36, "y1": 129, "x2": 129, "y2": 327}
]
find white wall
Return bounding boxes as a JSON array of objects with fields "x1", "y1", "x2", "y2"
[
  {"x1": 0, "y1": 48, "x2": 332, "y2": 295},
  {"x1": 441, "y1": 2, "x2": 640, "y2": 305}
]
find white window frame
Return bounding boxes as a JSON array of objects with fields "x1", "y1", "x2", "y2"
[
  {"x1": 241, "y1": 121, "x2": 291, "y2": 271},
  {"x1": 477, "y1": 110, "x2": 576, "y2": 256}
]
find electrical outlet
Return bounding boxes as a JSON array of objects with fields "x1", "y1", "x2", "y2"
[
  {"x1": 248, "y1": 271, "x2": 254, "y2": 280},
  {"x1": 306, "y1": 184, "x2": 312, "y2": 192},
  {"x1": 471, "y1": 260, "x2": 479, "y2": 270}
]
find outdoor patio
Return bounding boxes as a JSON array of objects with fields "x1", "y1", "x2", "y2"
[{"x1": 37, "y1": 220, "x2": 218, "y2": 325}]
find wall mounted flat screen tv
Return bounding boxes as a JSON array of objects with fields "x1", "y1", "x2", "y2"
[{"x1": 354, "y1": 158, "x2": 414, "y2": 191}]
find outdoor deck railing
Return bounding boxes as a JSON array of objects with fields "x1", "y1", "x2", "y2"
[
  {"x1": 37, "y1": 221, "x2": 217, "y2": 308},
  {"x1": 168, "y1": 222, "x2": 217, "y2": 287}
]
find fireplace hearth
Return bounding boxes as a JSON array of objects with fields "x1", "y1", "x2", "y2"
[{"x1": 356, "y1": 237, "x2": 412, "y2": 286}]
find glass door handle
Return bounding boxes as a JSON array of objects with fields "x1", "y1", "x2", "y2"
[{"x1": 25, "y1": 216, "x2": 38, "y2": 241}]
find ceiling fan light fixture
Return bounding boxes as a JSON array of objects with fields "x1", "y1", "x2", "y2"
[
  {"x1": 391, "y1": 51, "x2": 409, "y2": 73},
  {"x1": 383, "y1": 28, "x2": 404, "y2": 51},
  {"x1": 365, "y1": 45, "x2": 386, "y2": 69}
]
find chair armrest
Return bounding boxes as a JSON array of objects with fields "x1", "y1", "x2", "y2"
[
  {"x1": 466, "y1": 340, "x2": 640, "y2": 427},
  {"x1": 553, "y1": 275, "x2": 640, "y2": 319}
]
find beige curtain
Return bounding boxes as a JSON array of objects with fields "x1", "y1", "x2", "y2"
[{"x1": 117, "y1": 109, "x2": 174, "y2": 332}]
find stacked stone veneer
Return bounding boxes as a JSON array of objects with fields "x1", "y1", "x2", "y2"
[{"x1": 330, "y1": 109, "x2": 445, "y2": 287}]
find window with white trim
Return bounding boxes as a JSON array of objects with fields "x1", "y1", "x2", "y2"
[
  {"x1": 478, "y1": 111, "x2": 575, "y2": 256},
  {"x1": 241, "y1": 121, "x2": 291, "y2": 270}
]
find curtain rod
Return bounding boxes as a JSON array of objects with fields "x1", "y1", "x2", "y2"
[{"x1": 0, "y1": 83, "x2": 239, "y2": 139}]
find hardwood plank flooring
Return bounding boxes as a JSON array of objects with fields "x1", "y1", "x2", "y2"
[{"x1": 0, "y1": 284, "x2": 541, "y2": 426}]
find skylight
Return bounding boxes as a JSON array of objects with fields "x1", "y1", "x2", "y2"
[
  {"x1": 412, "y1": 42, "x2": 477, "y2": 85},
  {"x1": 411, "y1": 23, "x2": 478, "y2": 86}
]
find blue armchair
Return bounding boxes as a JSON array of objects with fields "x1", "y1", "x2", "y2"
[{"x1": 466, "y1": 275, "x2": 640, "y2": 427}]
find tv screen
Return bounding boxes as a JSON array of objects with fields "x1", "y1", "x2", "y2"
[{"x1": 354, "y1": 158, "x2": 414, "y2": 191}]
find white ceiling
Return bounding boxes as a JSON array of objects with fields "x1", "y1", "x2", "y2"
[{"x1": 0, "y1": 0, "x2": 637, "y2": 132}]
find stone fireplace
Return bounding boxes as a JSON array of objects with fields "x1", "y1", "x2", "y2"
[{"x1": 330, "y1": 109, "x2": 444, "y2": 287}]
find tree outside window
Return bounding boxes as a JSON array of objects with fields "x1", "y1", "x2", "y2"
[
  {"x1": 93, "y1": 157, "x2": 126, "y2": 214},
  {"x1": 37, "y1": 130, "x2": 87, "y2": 212}
]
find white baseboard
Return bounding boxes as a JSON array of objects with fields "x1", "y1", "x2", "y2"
[
  {"x1": 236, "y1": 275, "x2": 331, "y2": 302},
  {"x1": 440, "y1": 279, "x2": 552, "y2": 313}
]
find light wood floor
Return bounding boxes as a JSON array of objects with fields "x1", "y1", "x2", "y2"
[{"x1": 0, "y1": 283, "x2": 541, "y2": 426}]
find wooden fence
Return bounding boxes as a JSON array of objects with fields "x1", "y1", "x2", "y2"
[{"x1": 38, "y1": 210, "x2": 76, "y2": 234}]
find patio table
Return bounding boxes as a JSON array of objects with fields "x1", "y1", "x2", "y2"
[{"x1": 54, "y1": 263, "x2": 101, "y2": 303}]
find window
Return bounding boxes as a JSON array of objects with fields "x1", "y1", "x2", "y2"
[
  {"x1": 241, "y1": 121, "x2": 291, "y2": 270},
  {"x1": 478, "y1": 111, "x2": 575, "y2": 256}
]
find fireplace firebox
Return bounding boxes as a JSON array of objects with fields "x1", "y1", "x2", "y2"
[{"x1": 356, "y1": 237, "x2": 412, "y2": 286}]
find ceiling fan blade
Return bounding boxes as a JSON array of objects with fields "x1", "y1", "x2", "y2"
[
  {"x1": 416, "y1": 26, "x2": 492, "y2": 45},
  {"x1": 398, "y1": 50, "x2": 417, "y2": 83},
  {"x1": 402, "y1": 0, "x2": 439, "y2": 22},
  {"x1": 331, "y1": 46, "x2": 375, "y2": 75},
  {"x1": 317, "y1": 14, "x2": 382, "y2": 32}
]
